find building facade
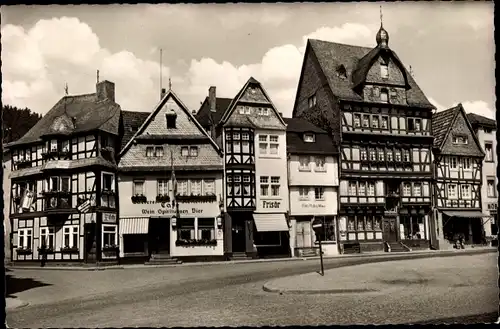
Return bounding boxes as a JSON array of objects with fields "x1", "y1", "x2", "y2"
[
  {"x1": 118, "y1": 89, "x2": 224, "y2": 263},
  {"x1": 6, "y1": 80, "x2": 121, "y2": 263},
  {"x1": 432, "y1": 104, "x2": 485, "y2": 248},
  {"x1": 3, "y1": 149, "x2": 12, "y2": 262},
  {"x1": 467, "y1": 113, "x2": 498, "y2": 241},
  {"x1": 285, "y1": 118, "x2": 339, "y2": 257},
  {"x1": 291, "y1": 25, "x2": 435, "y2": 253},
  {"x1": 196, "y1": 78, "x2": 290, "y2": 259}
]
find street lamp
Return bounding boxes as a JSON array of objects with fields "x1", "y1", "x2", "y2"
[{"x1": 312, "y1": 216, "x2": 325, "y2": 276}]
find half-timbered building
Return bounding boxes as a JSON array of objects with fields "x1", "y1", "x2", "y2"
[
  {"x1": 118, "y1": 88, "x2": 224, "y2": 263},
  {"x1": 6, "y1": 80, "x2": 121, "y2": 263},
  {"x1": 285, "y1": 118, "x2": 339, "y2": 257},
  {"x1": 431, "y1": 104, "x2": 486, "y2": 248},
  {"x1": 291, "y1": 24, "x2": 435, "y2": 253},
  {"x1": 467, "y1": 113, "x2": 498, "y2": 242},
  {"x1": 432, "y1": 105, "x2": 487, "y2": 247},
  {"x1": 196, "y1": 78, "x2": 290, "y2": 259}
]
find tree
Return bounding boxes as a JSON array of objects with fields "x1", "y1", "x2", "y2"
[{"x1": 2, "y1": 105, "x2": 42, "y2": 144}]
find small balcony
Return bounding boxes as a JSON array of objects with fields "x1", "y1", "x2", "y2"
[{"x1": 43, "y1": 190, "x2": 72, "y2": 211}]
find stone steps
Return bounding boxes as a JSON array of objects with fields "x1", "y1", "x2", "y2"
[
  {"x1": 231, "y1": 252, "x2": 252, "y2": 260},
  {"x1": 146, "y1": 253, "x2": 182, "y2": 265}
]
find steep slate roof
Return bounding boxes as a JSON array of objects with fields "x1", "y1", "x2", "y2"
[
  {"x1": 284, "y1": 117, "x2": 337, "y2": 155},
  {"x1": 432, "y1": 103, "x2": 485, "y2": 157},
  {"x1": 7, "y1": 93, "x2": 121, "y2": 148},
  {"x1": 120, "y1": 110, "x2": 150, "y2": 150},
  {"x1": 307, "y1": 39, "x2": 434, "y2": 109},
  {"x1": 195, "y1": 97, "x2": 232, "y2": 127},
  {"x1": 467, "y1": 113, "x2": 496, "y2": 130}
]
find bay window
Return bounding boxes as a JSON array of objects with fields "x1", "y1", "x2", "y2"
[
  {"x1": 102, "y1": 173, "x2": 114, "y2": 191},
  {"x1": 243, "y1": 175, "x2": 251, "y2": 196},
  {"x1": 233, "y1": 176, "x2": 241, "y2": 196}
]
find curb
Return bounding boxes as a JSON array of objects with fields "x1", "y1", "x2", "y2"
[
  {"x1": 262, "y1": 248, "x2": 497, "y2": 295},
  {"x1": 7, "y1": 248, "x2": 496, "y2": 271}
]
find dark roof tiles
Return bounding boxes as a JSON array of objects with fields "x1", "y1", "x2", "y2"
[
  {"x1": 121, "y1": 110, "x2": 149, "y2": 150},
  {"x1": 195, "y1": 97, "x2": 232, "y2": 127},
  {"x1": 432, "y1": 106, "x2": 457, "y2": 147},
  {"x1": 284, "y1": 118, "x2": 337, "y2": 154},
  {"x1": 466, "y1": 113, "x2": 496, "y2": 130}
]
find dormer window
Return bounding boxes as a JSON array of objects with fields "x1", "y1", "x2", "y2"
[
  {"x1": 154, "y1": 146, "x2": 164, "y2": 157},
  {"x1": 336, "y1": 65, "x2": 347, "y2": 79},
  {"x1": 453, "y1": 135, "x2": 468, "y2": 145},
  {"x1": 380, "y1": 89, "x2": 389, "y2": 103},
  {"x1": 50, "y1": 140, "x2": 58, "y2": 152},
  {"x1": 258, "y1": 107, "x2": 269, "y2": 116},
  {"x1": 146, "y1": 146, "x2": 154, "y2": 157},
  {"x1": 181, "y1": 147, "x2": 189, "y2": 156},
  {"x1": 304, "y1": 133, "x2": 315, "y2": 143},
  {"x1": 308, "y1": 94, "x2": 317, "y2": 109},
  {"x1": 380, "y1": 62, "x2": 389, "y2": 78},
  {"x1": 189, "y1": 146, "x2": 198, "y2": 157},
  {"x1": 166, "y1": 112, "x2": 177, "y2": 129}
]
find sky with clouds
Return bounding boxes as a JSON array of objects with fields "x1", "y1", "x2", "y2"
[{"x1": 1, "y1": 2, "x2": 495, "y2": 119}]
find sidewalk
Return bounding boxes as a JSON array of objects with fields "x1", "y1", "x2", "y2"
[
  {"x1": 6, "y1": 297, "x2": 29, "y2": 311},
  {"x1": 7, "y1": 247, "x2": 496, "y2": 271},
  {"x1": 263, "y1": 248, "x2": 497, "y2": 295}
]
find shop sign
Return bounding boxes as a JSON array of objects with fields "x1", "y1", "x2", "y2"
[
  {"x1": 301, "y1": 203, "x2": 326, "y2": 208},
  {"x1": 263, "y1": 200, "x2": 281, "y2": 209},
  {"x1": 139, "y1": 202, "x2": 214, "y2": 216},
  {"x1": 103, "y1": 213, "x2": 117, "y2": 223}
]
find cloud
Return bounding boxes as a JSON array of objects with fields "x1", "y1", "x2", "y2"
[
  {"x1": 1, "y1": 17, "x2": 170, "y2": 114},
  {"x1": 428, "y1": 97, "x2": 446, "y2": 111},
  {"x1": 461, "y1": 101, "x2": 495, "y2": 120}
]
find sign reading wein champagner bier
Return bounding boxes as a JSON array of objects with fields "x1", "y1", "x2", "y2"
[{"x1": 121, "y1": 199, "x2": 220, "y2": 218}]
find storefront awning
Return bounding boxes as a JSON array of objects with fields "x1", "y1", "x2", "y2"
[
  {"x1": 120, "y1": 217, "x2": 149, "y2": 234},
  {"x1": 442, "y1": 211, "x2": 489, "y2": 219},
  {"x1": 253, "y1": 213, "x2": 289, "y2": 232}
]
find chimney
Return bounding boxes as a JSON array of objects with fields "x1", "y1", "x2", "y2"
[
  {"x1": 96, "y1": 80, "x2": 115, "y2": 102},
  {"x1": 161, "y1": 88, "x2": 167, "y2": 100},
  {"x1": 209, "y1": 86, "x2": 216, "y2": 112}
]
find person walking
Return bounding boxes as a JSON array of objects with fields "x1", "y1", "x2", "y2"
[{"x1": 40, "y1": 242, "x2": 47, "y2": 267}]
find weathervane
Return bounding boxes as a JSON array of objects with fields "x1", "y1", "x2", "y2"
[
  {"x1": 169, "y1": 77, "x2": 172, "y2": 91},
  {"x1": 64, "y1": 83, "x2": 69, "y2": 95},
  {"x1": 380, "y1": 5, "x2": 383, "y2": 27}
]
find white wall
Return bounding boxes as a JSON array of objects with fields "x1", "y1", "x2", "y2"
[
  {"x1": 289, "y1": 186, "x2": 338, "y2": 216},
  {"x1": 288, "y1": 154, "x2": 338, "y2": 186}
]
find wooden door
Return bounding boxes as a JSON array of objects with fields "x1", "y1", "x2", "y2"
[{"x1": 383, "y1": 216, "x2": 398, "y2": 242}]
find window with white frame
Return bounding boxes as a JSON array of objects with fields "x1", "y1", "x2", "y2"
[
  {"x1": 370, "y1": 148, "x2": 377, "y2": 161},
  {"x1": 258, "y1": 107, "x2": 269, "y2": 116},
  {"x1": 226, "y1": 176, "x2": 233, "y2": 196},
  {"x1": 189, "y1": 146, "x2": 198, "y2": 157},
  {"x1": 353, "y1": 114, "x2": 361, "y2": 128},
  {"x1": 49, "y1": 177, "x2": 59, "y2": 191},
  {"x1": 203, "y1": 179, "x2": 215, "y2": 195},
  {"x1": 378, "y1": 148, "x2": 385, "y2": 161},
  {"x1": 413, "y1": 183, "x2": 422, "y2": 196},
  {"x1": 448, "y1": 184, "x2": 457, "y2": 199},
  {"x1": 177, "y1": 180, "x2": 188, "y2": 196},
  {"x1": 260, "y1": 176, "x2": 269, "y2": 196},
  {"x1": 315, "y1": 156, "x2": 326, "y2": 171},
  {"x1": 198, "y1": 218, "x2": 215, "y2": 240},
  {"x1": 146, "y1": 146, "x2": 154, "y2": 157},
  {"x1": 269, "y1": 135, "x2": 279, "y2": 155},
  {"x1": 380, "y1": 89, "x2": 389, "y2": 103},
  {"x1": 233, "y1": 132, "x2": 240, "y2": 140},
  {"x1": 402, "y1": 149, "x2": 411, "y2": 162},
  {"x1": 304, "y1": 133, "x2": 315, "y2": 143},
  {"x1": 395, "y1": 149, "x2": 402, "y2": 162},
  {"x1": 487, "y1": 179, "x2": 495, "y2": 198},
  {"x1": 17, "y1": 228, "x2": 32, "y2": 250},
  {"x1": 367, "y1": 182, "x2": 375, "y2": 196},
  {"x1": 244, "y1": 106, "x2": 251, "y2": 114},
  {"x1": 233, "y1": 176, "x2": 241, "y2": 196},
  {"x1": 238, "y1": 106, "x2": 244, "y2": 114},
  {"x1": 381, "y1": 116, "x2": 389, "y2": 129},
  {"x1": 485, "y1": 143, "x2": 493, "y2": 162},
  {"x1": 461, "y1": 184, "x2": 471, "y2": 199},
  {"x1": 190, "y1": 180, "x2": 202, "y2": 196},
  {"x1": 299, "y1": 187, "x2": 309, "y2": 200},
  {"x1": 181, "y1": 147, "x2": 189, "y2": 157},
  {"x1": 403, "y1": 183, "x2": 412, "y2": 196},
  {"x1": 155, "y1": 146, "x2": 164, "y2": 157},
  {"x1": 259, "y1": 135, "x2": 268, "y2": 154},
  {"x1": 358, "y1": 182, "x2": 366, "y2": 196},
  {"x1": 461, "y1": 157, "x2": 471, "y2": 170},
  {"x1": 243, "y1": 177, "x2": 251, "y2": 196},
  {"x1": 360, "y1": 148, "x2": 367, "y2": 161},
  {"x1": 308, "y1": 94, "x2": 317, "y2": 109},
  {"x1": 271, "y1": 176, "x2": 280, "y2": 196},
  {"x1": 40, "y1": 227, "x2": 55, "y2": 249},
  {"x1": 63, "y1": 226, "x2": 79, "y2": 249},
  {"x1": 157, "y1": 179, "x2": 168, "y2": 196},
  {"x1": 449, "y1": 157, "x2": 458, "y2": 170},
  {"x1": 133, "y1": 180, "x2": 144, "y2": 196},
  {"x1": 241, "y1": 132, "x2": 249, "y2": 140},
  {"x1": 348, "y1": 182, "x2": 357, "y2": 196},
  {"x1": 178, "y1": 218, "x2": 195, "y2": 239},
  {"x1": 103, "y1": 225, "x2": 117, "y2": 247},
  {"x1": 386, "y1": 150, "x2": 393, "y2": 161},
  {"x1": 314, "y1": 187, "x2": 325, "y2": 200},
  {"x1": 299, "y1": 156, "x2": 310, "y2": 171},
  {"x1": 362, "y1": 115, "x2": 370, "y2": 128},
  {"x1": 102, "y1": 173, "x2": 114, "y2": 191},
  {"x1": 380, "y1": 62, "x2": 389, "y2": 78},
  {"x1": 453, "y1": 135, "x2": 468, "y2": 145}
]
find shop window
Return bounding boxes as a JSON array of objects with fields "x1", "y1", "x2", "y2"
[
  {"x1": 102, "y1": 225, "x2": 117, "y2": 248},
  {"x1": 374, "y1": 216, "x2": 382, "y2": 231},
  {"x1": 17, "y1": 228, "x2": 32, "y2": 250},
  {"x1": 40, "y1": 227, "x2": 55, "y2": 249},
  {"x1": 254, "y1": 231, "x2": 281, "y2": 247},
  {"x1": 63, "y1": 226, "x2": 79, "y2": 248},
  {"x1": 316, "y1": 217, "x2": 335, "y2": 242},
  {"x1": 198, "y1": 218, "x2": 215, "y2": 240},
  {"x1": 123, "y1": 234, "x2": 146, "y2": 253},
  {"x1": 400, "y1": 216, "x2": 424, "y2": 240},
  {"x1": 178, "y1": 218, "x2": 195, "y2": 240}
]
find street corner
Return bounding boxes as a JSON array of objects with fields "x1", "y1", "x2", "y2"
[
  {"x1": 6, "y1": 297, "x2": 29, "y2": 311},
  {"x1": 262, "y1": 270, "x2": 380, "y2": 295}
]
